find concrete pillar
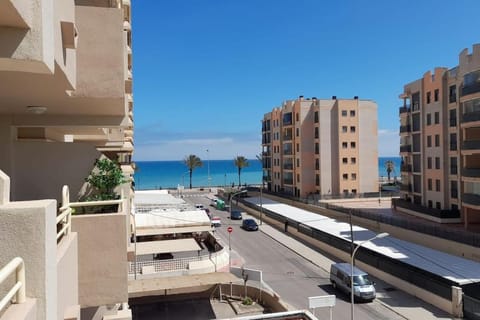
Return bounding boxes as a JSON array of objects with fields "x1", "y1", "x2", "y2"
[
  {"x1": 451, "y1": 286, "x2": 463, "y2": 318},
  {"x1": 0, "y1": 170, "x2": 10, "y2": 204}
]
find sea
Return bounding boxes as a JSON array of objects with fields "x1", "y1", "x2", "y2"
[{"x1": 134, "y1": 157, "x2": 401, "y2": 190}]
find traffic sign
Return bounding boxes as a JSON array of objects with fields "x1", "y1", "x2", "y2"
[{"x1": 227, "y1": 226, "x2": 233, "y2": 233}]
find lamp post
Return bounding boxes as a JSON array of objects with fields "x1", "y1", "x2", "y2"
[
  {"x1": 259, "y1": 182, "x2": 263, "y2": 225},
  {"x1": 229, "y1": 189, "x2": 247, "y2": 217},
  {"x1": 350, "y1": 232, "x2": 389, "y2": 320},
  {"x1": 206, "y1": 149, "x2": 211, "y2": 189}
]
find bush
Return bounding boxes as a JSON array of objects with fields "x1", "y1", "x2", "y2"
[{"x1": 242, "y1": 297, "x2": 253, "y2": 305}]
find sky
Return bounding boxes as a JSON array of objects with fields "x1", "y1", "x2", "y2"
[{"x1": 131, "y1": 0, "x2": 480, "y2": 161}]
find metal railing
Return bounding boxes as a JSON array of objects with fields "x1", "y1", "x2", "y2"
[{"x1": 0, "y1": 257, "x2": 26, "y2": 313}]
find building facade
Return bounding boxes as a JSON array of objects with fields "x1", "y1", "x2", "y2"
[
  {"x1": 398, "y1": 44, "x2": 480, "y2": 230},
  {"x1": 0, "y1": 0, "x2": 134, "y2": 319},
  {"x1": 262, "y1": 96, "x2": 378, "y2": 198}
]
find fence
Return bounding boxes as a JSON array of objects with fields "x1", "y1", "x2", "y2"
[{"x1": 0, "y1": 257, "x2": 26, "y2": 313}]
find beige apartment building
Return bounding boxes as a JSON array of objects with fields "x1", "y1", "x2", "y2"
[
  {"x1": 0, "y1": 0, "x2": 134, "y2": 319},
  {"x1": 397, "y1": 44, "x2": 480, "y2": 230},
  {"x1": 262, "y1": 96, "x2": 378, "y2": 198}
]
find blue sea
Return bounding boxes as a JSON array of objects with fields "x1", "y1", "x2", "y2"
[{"x1": 134, "y1": 157, "x2": 401, "y2": 190}]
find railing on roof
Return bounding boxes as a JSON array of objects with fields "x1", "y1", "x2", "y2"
[
  {"x1": 57, "y1": 185, "x2": 125, "y2": 242},
  {"x1": 0, "y1": 257, "x2": 26, "y2": 313}
]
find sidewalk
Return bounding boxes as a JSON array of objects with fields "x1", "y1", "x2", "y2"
[{"x1": 258, "y1": 222, "x2": 458, "y2": 320}]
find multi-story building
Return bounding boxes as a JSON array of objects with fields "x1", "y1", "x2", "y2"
[
  {"x1": 0, "y1": 0, "x2": 134, "y2": 319},
  {"x1": 397, "y1": 44, "x2": 480, "y2": 230},
  {"x1": 262, "y1": 96, "x2": 378, "y2": 198}
]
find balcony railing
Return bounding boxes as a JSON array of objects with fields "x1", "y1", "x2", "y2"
[
  {"x1": 400, "y1": 125, "x2": 411, "y2": 133},
  {"x1": 399, "y1": 105, "x2": 411, "y2": 114},
  {"x1": 462, "y1": 111, "x2": 480, "y2": 123},
  {"x1": 461, "y1": 83, "x2": 480, "y2": 97},
  {"x1": 283, "y1": 149, "x2": 293, "y2": 155},
  {"x1": 57, "y1": 185, "x2": 125, "y2": 242},
  {"x1": 0, "y1": 257, "x2": 26, "y2": 313},
  {"x1": 463, "y1": 193, "x2": 480, "y2": 206},
  {"x1": 400, "y1": 145, "x2": 411, "y2": 153},
  {"x1": 463, "y1": 168, "x2": 480, "y2": 178},
  {"x1": 283, "y1": 163, "x2": 293, "y2": 170},
  {"x1": 400, "y1": 183, "x2": 412, "y2": 192},
  {"x1": 283, "y1": 178, "x2": 293, "y2": 185},
  {"x1": 463, "y1": 140, "x2": 480, "y2": 150},
  {"x1": 283, "y1": 135, "x2": 292, "y2": 141},
  {"x1": 393, "y1": 199, "x2": 460, "y2": 219}
]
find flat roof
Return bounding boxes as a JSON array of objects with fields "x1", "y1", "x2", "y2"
[
  {"x1": 136, "y1": 225, "x2": 212, "y2": 236},
  {"x1": 135, "y1": 210, "x2": 211, "y2": 229},
  {"x1": 135, "y1": 238, "x2": 201, "y2": 255},
  {"x1": 134, "y1": 190, "x2": 186, "y2": 205},
  {"x1": 246, "y1": 197, "x2": 480, "y2": 286}
]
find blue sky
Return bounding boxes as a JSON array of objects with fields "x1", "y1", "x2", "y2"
[{"x1": 132, "y1": 0, "x2": 479, "y2": 161}]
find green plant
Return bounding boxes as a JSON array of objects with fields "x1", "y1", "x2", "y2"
[
  {"x1": 184, "y1": 154, "x2": 203, "y2": 189},
  {"x1": 80, "y1": 158, "x2": 127, "y2": 213},
  {"x1": 234, "y1": 156, "x2": 249, "y2": 186},
  {"x1": 242, "y1": 297, "x2": 253, "y2": 305}
]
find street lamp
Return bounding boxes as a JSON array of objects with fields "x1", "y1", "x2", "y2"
[
  {"x1": 259, "y1": 183, "x2": 263, "y2": 225},
  {"x1": 229, "y1": 189, "x2": 247, "y2": 217},
  {"x1": 350, "y1": 232, "x2": 389, "y2": 320}
]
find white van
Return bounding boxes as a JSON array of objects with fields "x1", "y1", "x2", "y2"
[{"x1": 330, "y1": 262, "x2": 376, "y2": 301}]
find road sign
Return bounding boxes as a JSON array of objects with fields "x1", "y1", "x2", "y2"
[{"x1": 227, "y1": 226, "x2": 233, "y2": 233}]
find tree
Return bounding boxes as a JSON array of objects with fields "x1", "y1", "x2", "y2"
[
  {"x1": 84, "y1": 158, "x2": 126, "y2": 201},
  {"x1": 184, "y1": 154, "x2": 203, "y2": 189},
  {"x1": 234, "y1": 156, "x2": 249, "y2": 186},
  {"x1": 385, "y1": 160, "x2": 396, "y2": 182}
]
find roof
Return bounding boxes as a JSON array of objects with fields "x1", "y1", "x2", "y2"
[
  {"x1": 135, "y1": 238, "x2": 201, "y2": 255},
  {"x1": 135, "y1": 210, "x2": 211, "y2": 229},
  {"x1": 134, "y1": 190, "x2": 186, "y2": 205}
]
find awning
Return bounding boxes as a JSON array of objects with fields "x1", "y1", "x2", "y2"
[
  {"x1": 136, "y1": 225, "x2": 212, "y2": 236},
  {"x1": 135, "y1": 238, "x2": 201, "y2": 255}
]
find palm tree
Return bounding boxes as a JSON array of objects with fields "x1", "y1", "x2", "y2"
[
  {"x1": 184, "y1": 154, "x2": 203, "y2": 189},
  {"x1": 385, "y1": 160, "x2": 396, "y2": 182},
  {"x1": 234, "y1": 156, "x2": 249, "y2": 186}
]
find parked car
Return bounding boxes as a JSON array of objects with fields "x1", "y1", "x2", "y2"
[
  {"x1": 241, "y1": 219, "x2": 258, "y2": 231},
  {"x1": 195, "y1": 203, "x2": 204, "y2": 210},
  {"x1": 230, "y1": 210, "x2": 243, "y2": 220},
  {"x1": 211, "y1": 216, "x2": 221, "y2": 227},
  {"x1": 330, "y1": 262, "x2": 376, "y2": 301}
]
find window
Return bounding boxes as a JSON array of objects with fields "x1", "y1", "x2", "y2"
[
  {"x1": 343, "y1": 189, "x2": 348, "y2": 195},
  {"x1": 434, "y1": 89, "x2": 439, "y2": 102},
  {"x1": 296, "y1": 143, "x2": 299, "y2": 152},
  {"x1": 351, "y1": 189, "x2": 357, "y2": 194},
  {"x1": 350, "y1": 126, "x2": 356, "y2": 133},
  {"x1": 434, "y1": 112, "x2": 439, "y2": 124},
  {"x1": 427, "y1": 91, "x2": 431, "y2": 104},
  {"x1": 449, "y1": 85, "x2": 456, "y2": 103},
  {"x1": 427, "y1": 179, "x2": 432, "y2": 190},
  {"x1": 350, "y1": 110, "x2": 356, "y2": 117},
  {"x1": 351, "y1": 157, "x2": 356, "y2": 164},
  {"x1": 451, "y1": 181, "x2": 458, "y2": 198},
  {"x1": 315, "y1": 159, "x2": 319, "y2": 170},
  {"x1": 427, "y1": 136, "x2": 432, "y2": 147},
  {"x1": 428, "y1": 200, "x2": 433, "y2": 208},
  {"x1": 314, "y1": 127, "x2": 319, "y2": 138},
  {"x1": 435, "y1": 157, "x2": 440, "y2": 169},
  {"x1": 450, "y1": 133, "x2": 457, "y2": 151},
  {"x1": 296, "y1": 158, "x2": 300, "y2": 167},
  {"x1": 436, "y1": 202, "x2": 441, "y2": 209},
  {"x1": 435, "y1": 179, "x2": 440, "y2": 192},
  {"x1": 449, "y1": 109, "x2": 457, "y2": 127},
  {"x1": 297, "y1": 174, "x2": 300, "y2": 182},
  {"x1": 315, "y1": 174, "x2": 319, "y2": 186},
  {"x1": 435, "y1": 134, "x2": 440, "y2": 147},
  {"x1": 296, "y1": 128, "x2": 299, "y2": 137},
  {"x1": 315, "y1": 143, "x2": 319, "y2": 154},
  {"x1": 341, "y1": 110, "x2": 347, "y2": 117},
  {"x1": 342, "y1": 126, "x2": 348, "y2": 133},
  {"x1": 342, "y1": 157, "x2": 348, "y2": 164},
  {"x1": 450, "y1": 157, "x2": 457, "y2": 175},
  {"x1": 296, "y1": 113, "x2": 299, "y2": 122},
  {"x1": 427, "y1": 157, "x2": 432, "y2": 169},
  {"x1": 342, "y1": 142, "x2": 348, "y2": 149},
  {"x1": 351, "y1": 173, "x2": 357, "y2": 180},
  {"x1": 350, "y1": 142, "x2": 356, "y2": 148},
  {"x1": 342, "y1": 173, "x2": 348, "y2": 180},
  {"x1": 426, "y1": 113, "x2": 431, "y2": 125},
  {"x1": 314, "y1": 111, "x2": 319, "y2": 123}
]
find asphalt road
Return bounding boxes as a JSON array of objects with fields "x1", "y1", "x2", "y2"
[{"x1": 185, "y1": 195, "x2": 405, "y2": 320}]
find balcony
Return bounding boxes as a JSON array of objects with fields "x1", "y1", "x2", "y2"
[
  {"x1": 400, "y1": 183, "x2": 412, "y2": 192},
  {"x1": 462, "y1": 111, "x2": 480, "y2": 123},
  {"x1": 461, "y1": 83, "x2": 480, "y2": 97},
  {"x1": 283, "y1": 163, "x2": 293, "y2": 170},
  {"x1": 283, "y1": 149, "x2": 293, "y2": 155},
  {"x1": 393, "y1": 199, "x2": 460, "y2": 219},
  {"x1": 450, "y1": 143, "x2": 457, "y2": 151},
  {"x1": 283, "y1": 134, "x2": 293, "y2": 141},
  {"x1": 463, "y1": 140, "x2": 480, "y2": 151},
  {"x1": 399, "y1": 105, "x2": 411, "y2": 114},
  {"x1": 463, "y1": 168, "x2": 480, "y2": 178},
  {"x1": 400, "y1": 125, "x2": 411, "y2": 133},
  {"x1": 400, "y1": 145, "x2": 411, "y2": 153},
  {"x1": 283, "y1": 178, "x2": 293, "y2": 185},
  {"x1": 463, "y1": 193, "x2": 480, "y2": 207}
]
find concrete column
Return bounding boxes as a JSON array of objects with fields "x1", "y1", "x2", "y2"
[
  {"x1": 451, "y1": 286, "x2": 463, "y2": 318},
  {"x1": 0, "y1": 170, "x2": 10, "y2": 205}
]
